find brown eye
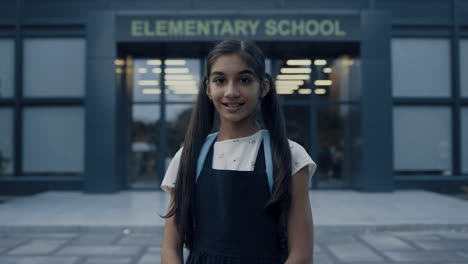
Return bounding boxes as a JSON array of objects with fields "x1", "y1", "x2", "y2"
[
  {"x1": 240, "y1": 77, "x2": 250, "y2": 84},
  {"x1": 214, "y1": 78, "x2": 225, "y2": 84}
]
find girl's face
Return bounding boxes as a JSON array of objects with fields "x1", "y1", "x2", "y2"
[{"x1": 206, "y1": 54, "x2": 269, "y2": 127}]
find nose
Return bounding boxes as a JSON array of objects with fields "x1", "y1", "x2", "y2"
[{"x1": 224, "y1": 80, "x2": 240, "y2": 98}]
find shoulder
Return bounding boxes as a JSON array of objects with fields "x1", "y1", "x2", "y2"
[
  {"x1": 287, "y1": 139, "x2": 317, "y2": 178},
  {"x1": 160, "y1": 147, "x2": 183, "y2": 192}
]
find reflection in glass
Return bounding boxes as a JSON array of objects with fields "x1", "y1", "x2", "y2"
[
  {"x1": 0, "y1": 108, "x2": 14, "y2": 175},
  {"x1": 393, "y1": 107, "x2": 452, "y2": 174},
  {"x1": 283, "y1": 105, "x2": 311, "y2": 152},
  {"x1": 133, "y1": 59, "x2": 161, "y2": 102},
  {"x1": 461, "y1": 40, "x2": 468, "y2": 97},
  {"x1": 131, "y1": 105, "x2": 160, "y2": 187},
  {"x1": 23, "y1": 38, "x2": 85, "y2": 98},
  {"x1": 317, "y1": 104, "x2": 361, "y2": 189},
  {"x1": 329, "y1": 57, "x2": 361, "y2": 101},
  {"x1": 462, "y1": 108, "x2": 468, "y2": 173},
  {"x1": 22, "y1": 107, "x2": 84, "y2": 174},
  {"x1": 165, "y1": 104, "x2": 194, "y2": 170},
  {"x1": 392, "y1": 38, "x2": 451, "y2": 97},
  {"x1": 272, "y1": 59, "x2": 312, "y2": 98},
  {"x1": 272, "y1": 57, "x2": 360, "y2": 101},
  {"x1": 0, "y1": 40, "x2": 14, "y2": 98},
  {"x1": 165, "y1": 59, "x2": 201, "y2": 102}
]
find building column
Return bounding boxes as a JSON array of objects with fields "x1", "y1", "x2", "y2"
[
  {"x1": 359, "y1": 10, "x2": 394, "y2": 191},
  {"x1": 84, "y1": 11, "x2": 122, "y2": 192}
]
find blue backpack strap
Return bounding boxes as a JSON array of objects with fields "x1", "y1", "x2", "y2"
[
  {"x1": 262, "y1": 130, "x2": 274, "y2": 193},
  {"x1": 196, "y1": 132, "x2": 218, "y2": 182}
]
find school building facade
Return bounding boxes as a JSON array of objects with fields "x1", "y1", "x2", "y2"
[{"x1": 0, "y1": 0, "x2": 468, "y2": 195}]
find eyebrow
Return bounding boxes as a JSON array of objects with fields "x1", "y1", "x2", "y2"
[{"x1": 210, "y1": 70, "x2": 255, "y2": 76}]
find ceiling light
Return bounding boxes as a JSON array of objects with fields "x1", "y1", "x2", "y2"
[
  {"x1": 277, "y1": 74, "x2": 310, "y2": 80},
  {"x1": 275, "y1": 80, "x2": 304, "y2": 86},
  {"x1": 280, "y1": 68, "x2": 312, "y2": 74},
  {"x1": 114, "y1": 59, "x2": 125, "y2": 66},
  {"x1": 314, "y1": 80, "x2": 332, "y2": 86},
  {"x1": 165, "y1": 68, "x2": 190, "y2": 73},
  {"x1": 147, "y1": 60, "x2": 162, "y2": 65},
  {"x1": 152, "y1": 68, "x2": 162, "y2": 74},
  {"x1": 286, "y1": 60, "x2": 312, "y2": 66},
  {"x1": 314, "y1": 59, "x2": 327, "y2": 66},
  {"x1": 138, "y1": 68, "x2": 148, "y2": 74},
  {"x1": 138, "y1": 80, "x2": 159, "y2": 86},
  {"x1": 323, "y1": 68, "x2": 332, "y2": 73},
  {"x1": 165, "y1": 75, "x2": 193, "y2": 80},
  {"x1": 165, "y1": 60, "x2": 186, "y2": 65},
  {"x1": 142, "y1": 88, "x2": 161, "y2": 94},
  {"x1": 298, "y1": 88, "x2": 312, "y2": 94},
  {"x1": 276, "y1": 89, "x2": 294, "y2": 94},
  {"x1": 165, "y1": 80, "x2": 197, "y2": 86},
  {"x1": 315, "y1": 88, "x2": 327, "y2": 95}
]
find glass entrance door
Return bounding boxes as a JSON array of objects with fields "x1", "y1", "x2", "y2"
[
  {"x1": 128, "y1": 57, "x2": 201, "y2": 189},
  {"x1": 272, "y1": 56, "x2": 361, "y2": 189}
]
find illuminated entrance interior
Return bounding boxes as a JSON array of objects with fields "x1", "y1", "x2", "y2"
[{"x1": 117, "y1": 42, "x2": 361, "y2": 189}]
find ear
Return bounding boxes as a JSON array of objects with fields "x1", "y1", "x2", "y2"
[
  {"x1": 261, "y1": 78, "x2": 270, "y2": 99},
  {"x1": 205, "y1": 78, "x2": 212, "y2": 99}
]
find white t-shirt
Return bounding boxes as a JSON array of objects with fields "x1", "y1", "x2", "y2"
[{"x1": 161, "y1": 130, "x2": 317, "y2": 192}]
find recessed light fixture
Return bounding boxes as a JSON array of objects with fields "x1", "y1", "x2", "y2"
[
  {"x1": 280, "y1": 68, "x2": 312, "y2": 74},
  {"x1": 277, "y1": 74, "x2": 310, "y2": 80},
  {"x1": 286, "y1": 60, "x2": 312, "y2": 66},
  {"x1": 314, "y1": 80, "x2": 332, "y2": 86},
  {"x1": 138, "y1": 80, "x2": 159, "y2": 86},
  {"x1": 142, "y1": 88, "x2": 161, "y2": 94}
]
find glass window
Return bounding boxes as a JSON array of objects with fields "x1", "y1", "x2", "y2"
[
  {"x1": 133, "y1": 59, "x2": 161, "y2": 102},
  {"x1": 283, "y1": 105, "x2": 311, "y2": 152},
  {"x1": 272, "y1": 59, "x2": 312, "y2": 99},
  {"x1": 0, "y1": 108, "x2": 14, "y2": 175},
  {"x1": 165, "y1": 104, "x2": 194, "y2": 170},
  {"x1": 329, "y1": 57, "x2": 361, "y2": 101},
  {"x1": 22, "y1": 107, "x2": 84, "y2": 173},
  {"x1": 131, "y1": 104, "x2": 160, "y2": 187},
  {"x1": 23, "y1": 38, "x2": 85, "y2": 98},
  {"x1": 317, "y1": 104, "x2": 360, "y2": 188},
  {"x1": 393, "y1": 107, "x2": 452, "y2": 174},
  {"x1": 462, "y1": 108, "x2": 468, "y2": 173},
  {"x1": 0, "y1": 39, "x2": 15, "y2": 98},
  {"x1": 392, "y1": 38, "x2": 451, "y2": 97},
  {"x1": 165, "y1": 59, "x2": 201, "y2": 102},
  {"x1": 460, "y1": 40, "x2": 468, "y2": 97}
]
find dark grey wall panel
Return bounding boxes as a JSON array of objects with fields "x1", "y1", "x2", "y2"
[
  {"x1": 0, "y1": 1, "x2": 16, "y2": 24},
  {"x1": 359, "y1": 10, "x2": 393, "y2": 191},
  {"x1": 283, "y1": 0, "x2": 369, "y2": 9},
  {"x1": 458, "y1": 0, "x2": 468, "y2": 25},
  {"x1": 376, "y1": 0, "x2": 452, "y2": 24},
  {"x1": 21, "y1": 1, "x2": 103, "y2": 25}
]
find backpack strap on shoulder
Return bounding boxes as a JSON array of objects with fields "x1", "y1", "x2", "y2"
[
  {"x1": 262, "y1": 130, "x2": 274, "y2": 193},
  {"x1": 196, "y1": 132, "x2": 218, "y2": 182}
]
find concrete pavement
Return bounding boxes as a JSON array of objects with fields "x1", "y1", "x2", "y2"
[{"x1": 0, "y1": 190, "x2": 467, "y2": 263}]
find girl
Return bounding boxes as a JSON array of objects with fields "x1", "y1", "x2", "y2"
[{"x1": 161, "y1": 39, "x2": 317, "y2": 264}]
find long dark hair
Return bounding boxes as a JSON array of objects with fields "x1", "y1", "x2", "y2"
[{"x1": 163, "y1": 39, "x2": 292, "y2": 250}]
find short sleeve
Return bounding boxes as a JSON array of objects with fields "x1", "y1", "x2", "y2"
[
  {"x1": 160, "y1": 147, "x2": 183, "y2": 192},
  {"x1": 288, "y1": 140, "x2": 317, "y2": 179}
]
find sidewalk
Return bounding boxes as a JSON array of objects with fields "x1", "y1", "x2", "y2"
[{"x1": 0, "y1": 190, "x2": 467, "y2": 263}]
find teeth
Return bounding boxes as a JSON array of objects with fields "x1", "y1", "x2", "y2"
[{"x1": 227, "y1": 104, "x2": 241, "y2": 107}]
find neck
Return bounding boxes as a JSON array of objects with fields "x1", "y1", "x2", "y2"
[{"x1": 217, "y1": 119, "x2": 260, "y2": 141}]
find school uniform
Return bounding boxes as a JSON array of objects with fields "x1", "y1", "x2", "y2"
[{"x1": 161, "y1": 130, "x2": 317, "y2": 263}]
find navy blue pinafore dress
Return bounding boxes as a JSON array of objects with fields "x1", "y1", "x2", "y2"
[{"x1": 186, "y1": 134, "x2": 288, "y2": 264}]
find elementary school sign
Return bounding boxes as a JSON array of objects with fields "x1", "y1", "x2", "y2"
[{"x1": 116, "y1": 14, "x2": 360, "y2": 42}]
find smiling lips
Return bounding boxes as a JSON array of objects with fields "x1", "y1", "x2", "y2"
[{"x1": 222, "y1": 102, "x2": 245, "y2": 112}]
